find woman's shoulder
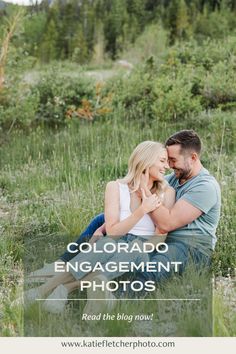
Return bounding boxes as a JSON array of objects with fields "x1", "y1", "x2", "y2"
[
  {"x1": 106, "y1": 180, "x2": 120, "y2": 191},
  {"x1": 106, "y1": 180, "x2": 129, "y2": 193},
  {"x1": 165, "y1": 184, "x2": 175, "y2": 192},
  {"x1": 164, "y1": 184, "x2": 175, "y2": 196}
]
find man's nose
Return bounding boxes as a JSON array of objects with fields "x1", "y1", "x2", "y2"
[{"x1": 168, "y1": 160, "x2": 174, "y2": 168}]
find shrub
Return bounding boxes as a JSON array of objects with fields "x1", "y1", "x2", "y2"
[
  {"x1": 32, "y1": 68, "x2": 95, "y2": 126},
  {"x1": 194, "y1": 10, "x2": 231, "y2": 40},
  {"x1": 0, "y1": 86, "x2": 39, "y2": 131},
  {"x1": 123, "y1": 23, "x2": 168, "y2": 64},
  {"x1": 112, "y1": 37, "x2": 236, "y2": 123},
  {"x1": 109, "y1": 61, "x2": 158, "y2": 122},
  {"x1": 152, "y1": 65, "x2": 202, "y2": 121},
  {"x1": 170, "y1": 37, "x2": 236, "y2": 70},
  {"x1": 110, "y1": 58, "x2": 203, "y2": 123},
  {"x1": 201, "y1": 61, "x2": 236, "y2": 109}
]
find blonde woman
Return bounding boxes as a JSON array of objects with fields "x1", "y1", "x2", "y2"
[{"x1": 24, "y1": 141, "x2": 175, "y2": 313}]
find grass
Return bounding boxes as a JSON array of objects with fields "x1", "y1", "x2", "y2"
[
  {"x1": 0, "y1": 110, "x2": 235, "y2": 336},
  {"x1": 213, "y1": 290, "x2": 236, "y2": 337},
  {"x1": 22, "y1": 264, "x2": 213, "y2": 337}
]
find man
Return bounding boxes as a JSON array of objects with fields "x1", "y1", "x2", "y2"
[{"x1": 134, "y1": 129, "x2": 221, "y2": 286}]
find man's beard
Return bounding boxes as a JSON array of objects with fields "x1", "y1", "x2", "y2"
[{"x1": 174, "y1": 167, "x2": 191, "y2": 181}]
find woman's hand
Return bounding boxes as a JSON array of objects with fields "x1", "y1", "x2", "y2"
[
  {"x1": 140, "y1": 168, "x2": 152, "y2": 197},
  {"x1": 89, "y1": 223, "x2": 106, "y2": 245},
  {"x1": 141, "y1": 188, "x2": 161, "y2": 214},
  {"x1": 89, "y1": 234, "x2": 104, "y2": 245}
]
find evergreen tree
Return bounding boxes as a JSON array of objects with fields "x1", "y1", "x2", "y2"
[
  {"x1": 39, "y1": 17, "x2": 58, "y2": 62},
  {"x1": 168, "y1": 0, "x2": 190, "y2": 43},
  {"x1": 3, "y1": 0, "x2": 235, "y2": 64},
  {"x1": 92, "y1": 20, "x2": 105, "y2": 65},
  {"x1": 104, "y1": 0, "x2": 127, "y2": 58},
  {"x1": 81, "y1": 1, "x2": 96, "y2": 59},
  {"x1": 71, "y1": 24, "x2": 89, "y2": 64},
  {"x1": 176, "y1": 0, "x2": 189, "y2": 38},
  {"x1": 57, "y1": 1, "x2": 79, "y2": 59},
  {"x1": 23, "y1": 12, "x2": 47, "y2": 57}
]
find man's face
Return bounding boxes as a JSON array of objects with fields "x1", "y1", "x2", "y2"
[{"x1": 166, "y1": 144, "x2": 193, "y2": 181}]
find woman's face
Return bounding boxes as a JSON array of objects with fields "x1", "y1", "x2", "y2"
[{"x1": 149, "y1": 149, "x2": 169, "y2": 181}]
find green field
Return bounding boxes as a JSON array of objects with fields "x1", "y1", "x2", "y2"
[
  {"x1": 0, "y1": 110, "x2": 235, "y2": 336},
  {"x1": 0, "y1": 2, "x2": 236, "y2": 336}
]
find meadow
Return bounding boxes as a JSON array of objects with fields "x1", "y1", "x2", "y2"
[
  {"x1": 0, "y1": 25, "x2": 236, "y2": 336},
  {"x1": 0, "y1": 111, "x2": 235, "y2": 336}
]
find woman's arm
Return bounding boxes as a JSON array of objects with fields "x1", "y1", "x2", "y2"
[
  {"x1": 154, "y1": 186, "x2": 175, "y2": 235},
  {"x1": 105, "y1": 181, "x2": 160, "y2": 238}
]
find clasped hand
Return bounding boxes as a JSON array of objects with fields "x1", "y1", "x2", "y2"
[{"x1": 141, "y1": 188, "x2": 161, "y2": 213}]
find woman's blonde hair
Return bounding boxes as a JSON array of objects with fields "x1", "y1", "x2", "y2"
[{"x1": 120, "y1": 141, "x2": 167, "y2": 196}]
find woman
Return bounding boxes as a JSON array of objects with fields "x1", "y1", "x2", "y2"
[{"x1": 24, "y1": 141, "x2": 175, "y2": 314}]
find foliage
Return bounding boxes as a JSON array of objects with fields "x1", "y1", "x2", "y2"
[
  {"x1": 0, "y1": 88, "x2": 39, "y2": 131},
  {"x1": 193, "y1": 7, "x2": 236, "y2": 40},
  {"x1": 1, "y1": 0, "x2": 236, "y2": 63},
  {"x1": 201, "y1": 61, "x2": 236, "y2": 109},
  {"x1": 0, "y1": 1, "x2": 236, "y2": 337},
  {"x1": 0, "y1": 9, "x2": 25, "y2": 89},
  {"x1": 66, "y1": 82, "x2": 113, "y2": 122},
  {"x1": 31, "y1": 67, "x2": 95, "y2": 126},
  {"x1": 123, "y1": 24, "x2": 168, "y2": 64},
  {"x1": 107, "y1": 36, "x2": 236, "y2": 123}
]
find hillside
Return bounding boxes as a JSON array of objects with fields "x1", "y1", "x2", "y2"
[{"x1": 1, "y1": 0, "x2": 236, "y2": 64}]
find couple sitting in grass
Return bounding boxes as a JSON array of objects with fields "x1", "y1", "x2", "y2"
[{"x1": 25, "y1": 130, "x2": 221, "y2": 315}]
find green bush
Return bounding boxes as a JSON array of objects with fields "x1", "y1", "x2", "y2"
[
  {"x1": 0, "y1": 87, "x2": 39, "y2": 131},
  {"x1": 110, "y1": 59, "x2": 202, "y2": 123},
  {"x1": 152, "y1": 66, "x2": 202, "y2": 121},
  {"x1": 32, "y1": 68, "x2": 95, "y2": 126},
  {"x1": 109, "y1": 62, "x2": 158, "y2": 122},
  {"x1": 170, "y1": 37, "x2": 236, "y2": 70},
  {"x1": 109, "y1": 37, "x2": 236, "y2": 124},
  {"x1": 201, "y1": 61, "x2": 236, "y2": 109},
  {"x1": 123, "y1": 23, "x2": 168, "y2": 64},
  {"x1": 194, "y1": 10, "x2": 231, "y2": 40}
]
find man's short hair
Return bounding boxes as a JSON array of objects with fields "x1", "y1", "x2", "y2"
[{"x1": 165, "y1": 130, "x2": 201, "y2": 154}]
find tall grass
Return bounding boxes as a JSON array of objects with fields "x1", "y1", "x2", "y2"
[
  {"x1": 22, "y1": 265, "x2": 213, "y2": 337},
  {"x1": 0, "y1": 112, "x2": 235, "y2": 336}
]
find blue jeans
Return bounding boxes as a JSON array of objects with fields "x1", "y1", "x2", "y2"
[
  {"x1": 68, "y1": 234, "x2": 149, "y2": 281},
  {"x1": 60, "y1": 213, "x2": 211, "y2": 286},
  {"x1": 60, "y1": 213, "x2": 105, "y2": 262},
  {"x1": 135, "y1": 238, "x2": 210, "y2": 283}
]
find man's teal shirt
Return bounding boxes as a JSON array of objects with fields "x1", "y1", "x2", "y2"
[{"x1": 165, "y1": 168, "x2": 221, "y2": 256}]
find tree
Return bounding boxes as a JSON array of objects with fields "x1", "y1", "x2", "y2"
[
  {"x1": 91, "y1": 20, "x2": 105, "y2": 65},
  {"x1": 176, "y1": 0, "x2": 189, "y2": 38},
  {"x1": 39, "y1": 17, "x2": 58, "y2": 62},
  {"x1": 0, "y1": 10, "x2": 23, "y2": 89},
  {"x1": 168, "y1": 0, "x2": 189, "y2": 43},
  {"x1": 104, "y1": 0, "x2": 127, "y2": 58},
  {"x1": 71, "y1": 25, "x2": 89, "y2": 64},
  {"x1": 23, "y1": 12, "x2": 47, "y2": 57}
]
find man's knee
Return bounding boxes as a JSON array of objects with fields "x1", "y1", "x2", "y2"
[{"x1": 95, "y1": 236, "x2": 116, "y2": 249}]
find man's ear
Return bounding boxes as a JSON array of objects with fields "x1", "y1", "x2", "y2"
[{"x1": 191, "y1": 152, "x2": 198, "y2": 161}]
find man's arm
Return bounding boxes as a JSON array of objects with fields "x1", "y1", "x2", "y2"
[{"x1": 150, "y1": 199, "x2": 202, "y2": 233}]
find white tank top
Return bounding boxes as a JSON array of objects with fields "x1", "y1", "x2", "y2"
[{"x1": 118, "y1": 182, "x2": 156, "y2": 239}]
